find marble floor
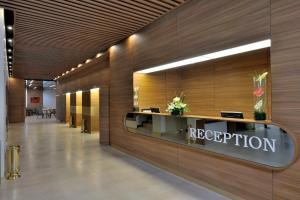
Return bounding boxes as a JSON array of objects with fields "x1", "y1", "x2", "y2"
[{"x1": 0, "y1": 117, "x2": 230, "y2": 200}]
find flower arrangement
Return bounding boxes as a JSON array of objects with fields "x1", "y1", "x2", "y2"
[
  {"x1": 166, "y1": 93, "x2": 189, "y2": 116},
  {"x1": 133, "y1": 87, "x2": 139, "y2": 111},
  {"x1": 253, "y1": 72, "x2": 268, "y2": 120}
]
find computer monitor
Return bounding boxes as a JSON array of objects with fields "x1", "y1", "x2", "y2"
[
  {"x1": 221, "y1": 111, "x2": 244, "y2": 119},
  {"x1": 150, "y1": 107, "x2": 160, "y2": 113}
]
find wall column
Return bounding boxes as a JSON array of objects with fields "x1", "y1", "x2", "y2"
[{"x1": 8, "y1": 78, "x2": 25, "y2": 123}]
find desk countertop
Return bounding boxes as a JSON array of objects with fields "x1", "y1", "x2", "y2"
[{"x1": 132, "y1": 112, "x2": 272, "y2": 124}]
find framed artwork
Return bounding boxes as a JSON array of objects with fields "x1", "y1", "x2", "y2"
[{"x1": 31, "y1": 97, "x2": 40, "y2": 103}]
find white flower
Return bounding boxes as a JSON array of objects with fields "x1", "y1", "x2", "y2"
[
  {"x1": 254, "y1": 100, "x2": 263, "y2": 111},
  {"x1": 173, "y1": 97, "x2": 180, "y2": 102},
  {"x1": 166, "y1": 95, "x2": 190, "y2": 113},
  {"x1": 256, "y1": 72, "x2": 268, "y2": 82}
]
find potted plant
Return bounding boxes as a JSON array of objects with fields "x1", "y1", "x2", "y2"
[
  {"x1": 166, "y1": 93, "x2": 189, "y2": 116},
  {"x1": 253, "y1": 72, "x2": 268, "y2": 120}
]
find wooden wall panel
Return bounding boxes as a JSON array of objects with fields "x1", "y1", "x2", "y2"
[
  {"x1": 109, "y1": 1, "x2": 273, "y2": 199},
  {"x1": 271, "y1": 0, "x2": 300, "y2": 199},
  {"x1": 178, "y1": 148, "x2": 272, "y2": 200},
  {"x1": 70, "y1": 93, "x2": 76, "y2": 127},
  {"x1": 8, "y1": 78, "x2": 25, "y2": 123},
  {"x1": 213, "y1": 49, "x2": 270, "y2": 119},
  {"x1": 132, "y1": 135, "x2": 178, "y2": 172},
  {"x1": 99, "y1": 86, "x2": 109, "y2": 145},
  {"x1": 110, "y1": 41, "x2": 134, "y2": 152},
  {"x1": 56, "y1": 94, "x2": 66, "y2": 122},
  {"x1": 181, "y1": 62, "x2": 216, "y2": 117},
  {"x1": 90, "y1": 89, "x2": 99, "y2": 132},
  {"x1": 134, "y1": 11, "x2": 179, "y2": 70},
  {"x1": 76, "y1": 91, "x2": 82, "y2": 127},
  {"x1": 165, "y1": 70, "x2": 182, "y2": 101},
  {"x1": 65, "y1": 93, "x2": 70, "y2": 124},
  {"x1": 57, "y1": 55, "x2": 110, "y2": 144},
  {"x1": 133, "y1": 73, "x2": 167, "y2": 111},
  {"x1": 177, "y1": 0, "x2": 270, "y2": 59},
  {"x1": 82, "y1": 91, "x2": 91, "y2": 133}
]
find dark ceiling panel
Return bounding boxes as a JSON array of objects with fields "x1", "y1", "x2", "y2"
[{"x1": 0, "y1": 0, "x2": 187, "y2": 80}]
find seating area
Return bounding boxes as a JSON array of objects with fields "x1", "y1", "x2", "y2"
[{"x1": 26, "y1": 108, "x2": 56, "y2": 118}]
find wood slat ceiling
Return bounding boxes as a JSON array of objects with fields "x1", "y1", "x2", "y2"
[{"x1": 0, "y1": 0, "x2": 187, "y2": 80}]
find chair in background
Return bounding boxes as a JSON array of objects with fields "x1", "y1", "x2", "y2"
[
  {"x1": 36, "y1": 109, "x2": 44, "y2": 119},
  {"x1": 50, "y1": 109, "x2": 56, "y2": 118}
]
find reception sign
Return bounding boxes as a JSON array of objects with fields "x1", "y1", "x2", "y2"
[
  {"x1": 189, "y1": 127, "x2": 276, "y2": 152},
  {"x1": 124, "y1": 112, "x2": 296, "y2": 168}
]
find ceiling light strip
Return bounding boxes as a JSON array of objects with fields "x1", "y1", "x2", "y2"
[{"x1": 135, "y1": 39, "x2": 271, "y2": 74}]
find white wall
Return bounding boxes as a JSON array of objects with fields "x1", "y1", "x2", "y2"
[
  {"x1": 0, "y1": 8, "x2": 8, "y2": 178},
  {"x1": 43, "y1": 89, "x2": 56, "y2": 109}
]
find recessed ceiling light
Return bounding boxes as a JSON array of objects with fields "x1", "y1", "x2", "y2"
[
  {"x1": 91, "y1": 87, "x2": 99, "y2": 92},
  {"x1": 129, "y1": 34, "x2": 137, "y2": 40},
  {"x1": 8, "y1": 56, "x2": 12, "y2": 59},
  {"x1": 8, "y1": 49, "x2": 12, "y2": 52},
  {"x1": 8, "y1": 38, "x2": 13, "y2": 43},
  {"x1": 71, "y1": 68, "x2": 75, "y2": 71},
  {"x1": 85, "y1": 59, "x2": 92, "y2": 64},
  {"x1": 110, "y1": 45, "x2": 116, "y2": 50},
  {"x1": 66, "y1": 71, "x2": 69, "y2": 74},
  {"x1": 96, "y1": 53, "x2": 102, "y2": 58},
  {"x1": 7, "y1": 26, "x2": 13, "y2": 31},
  {"x1": 136, "y1": 39, "x2": 271, "y2": 74},
  {"x1": 77, "y1": 64, "x2": 83, "y2": 68},
  {"x1": 62, "y1": 73, "x2": 65, "y2": 76}
]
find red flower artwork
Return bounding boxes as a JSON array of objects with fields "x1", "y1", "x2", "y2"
[{"x1": 254, "y1": 88, "x2": 264, "y2": 97}]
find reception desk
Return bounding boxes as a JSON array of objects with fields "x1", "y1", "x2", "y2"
[
  {"x1": 119, "y1": 48, "x2": 298, "y2": 199},
  {"x1": 125, "y1": 112, "x2": 296, "y2": 169}
]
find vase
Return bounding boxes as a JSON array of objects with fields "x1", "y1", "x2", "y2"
[
  {"x1": 254, "y1": 111, "x2": 266, "y2": 120},
  {"x1": 171, "y1": 109, "x2": 183, "y2": 116},
  {"x1": 253, "y1": 72, "x2": 268, "y2": 121}
]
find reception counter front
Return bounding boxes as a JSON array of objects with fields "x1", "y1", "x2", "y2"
[{"x1": 125, "y1": 112, "x2": 297, "y2": 169}]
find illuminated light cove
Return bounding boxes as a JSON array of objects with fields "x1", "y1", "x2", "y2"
[{"x1": 136, "y1": 39, "x2": 271, "y2": 74}]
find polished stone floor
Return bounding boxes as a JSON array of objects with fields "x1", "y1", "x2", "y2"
[{"x1": 0, "y1": 117, "x2": 230, "y2": 200}]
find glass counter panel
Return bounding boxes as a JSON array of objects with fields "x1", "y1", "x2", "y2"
[{"x1": 124, "y1": 113, "x2": 296, "y2": 168}]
